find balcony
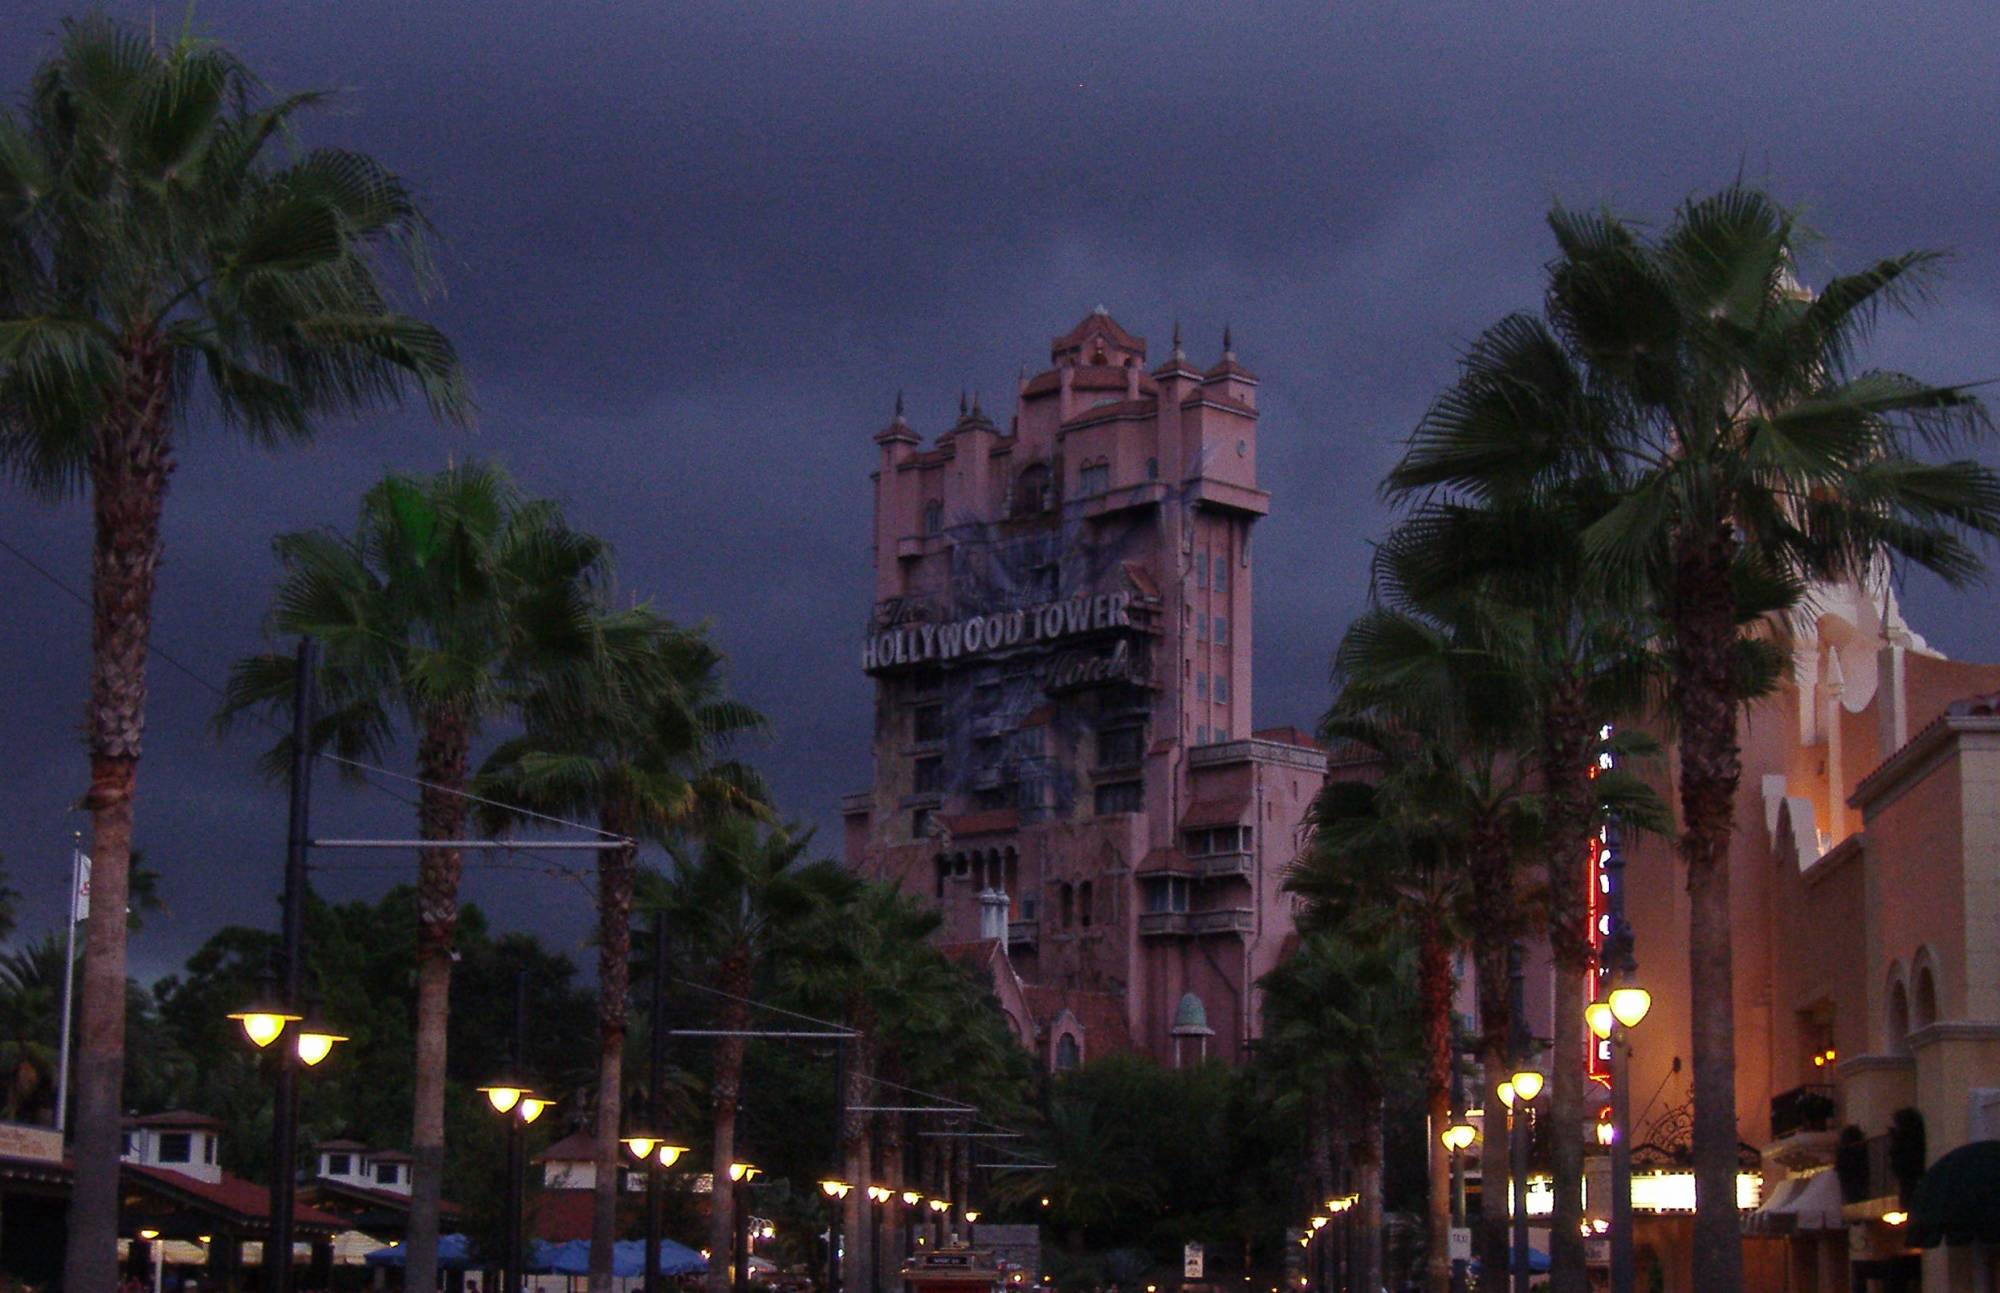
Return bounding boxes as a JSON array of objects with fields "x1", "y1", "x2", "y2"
[
  {"x1": 1007, "y1": 919, "x2": 1038, "y2": 950},
  {"x1": 1192, "y1": 850, "x2": 1253, "y2": 880},
  {"x1": 1188, "y1": 908, "x2": 1255, "y2": 936},
  {"x1": 1764, "y1": 1083, "x2": 1840, "y2": 1168},
  {"x1": 1138, "y1": 912, "x2": 1190, "y2": 937}
]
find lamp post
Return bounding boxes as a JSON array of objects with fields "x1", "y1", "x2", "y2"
[
  {"x1": 1505, "y1": 944, "x2": 1543, "y2": 1293},
  {"x1": 866, "y1": 1186, "x2": 890, "y2": 1293},
  {"x1": 480, "y1": 970, "x2": 556, "y2": 1293},
  {"x1": 224, "y1": 638, "x2": 347, "y2": 1293},
  {"x1": 730, "y1": 1162, "x2": 761, "y2": 1293},
  {"x1": 1592, "y1": 827, "x2": 1650, "y2": 1293},
  {"x1": 624, "y1": 910, "x2": 695, "y2": 1293}
]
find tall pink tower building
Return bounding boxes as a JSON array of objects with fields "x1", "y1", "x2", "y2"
[{"x1": 841, "y1": 310, "x2": 1328, "y2": 1070}]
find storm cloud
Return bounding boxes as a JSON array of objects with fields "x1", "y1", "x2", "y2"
[{"x1": 4, "y1": 1, "x2": 1997, "y2": 977}]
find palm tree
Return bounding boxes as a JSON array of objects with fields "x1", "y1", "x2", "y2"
[
  {"x1": 0, "y1": 20, "x2": 466, "y2": 1279},
  {"x1": 650, "y1": 817, "x2": 847, "y2": 1293},
  {"x1": 1288, "y1": 748, "x2": 1471, "y2": 1293},
  {"x1": 774, "y1": 880, "x2": 944, "y2": 1293},
  {"x1": 220, "y1": 463, "x2": 601, "y2": 1293},
  {"x1": 1311, "y1": 601, "x2": 1540, "y2": 1286},
  {"x1": 1259, "y1": 933, "x2": 1418, "y2": 1293},
  {"x1": 476, "y1": 613, "x2": 767, "y2": 1293},
  {"x1": 1382, "y1": 446, "x2": 1664, "y2": 1291},
  {"x1": 1391, "y1": 184, "x2": 2000, "y2": 1292}
]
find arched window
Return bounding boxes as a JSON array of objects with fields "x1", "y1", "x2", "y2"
[
  {"x1": 934, "y1": 855, "x2": 948, "y2": 898},
  {"x1": 1055, "y1": 1034, "x2": 1081, "y2": 1071},
  {"x1": 1015, "y1": 463, "x2": 1052, "y2": 515},
  {"x1": 1913, "y1": 960, "x2": 1939, "y2": 1031},
  {"x1": 1059, "y1": 883, "x2": 1074, "y2": 930},
  {"x1": 1078, "y1": 881, "x2": 1094, "y2": 928},
  {"x1": 1888, "y1": 977, "x2": 1912, "y2": 1054},
  {"x1": 923, "y1": 499, "x2": 943, "y2": 535}
]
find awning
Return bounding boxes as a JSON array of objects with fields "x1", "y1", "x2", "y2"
[
  {"x1": 1910, "y1": 1140, "x2": 2000, "y2": 1247},
  {"x1": 1744, "y1": 1169, "x2": 1842, "y2": 1235},
  {"x1": 1180, "y1": 795, "x2": 1250, "y2": 828}
]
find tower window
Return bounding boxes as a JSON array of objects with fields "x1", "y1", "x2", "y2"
[
  {"x1": 1195, "y1": 614, "x2": 1208, "y2": 642},
  {"x1": 913, "y1": 703, "x2": 944, "y2": 743},
  {"x1": 1079, "y1": 462, "x2": 1110, "y2": 495},
  {"x1": 1096, "y1": 725, "x2": 1143, "y2": 768},
  {"x1": 1195, "y1": 672, "x2": 1208, "y2": 700},
  {"x1": 1195, "y1": 553, "x2": 1209, "y2": 589},
  {"x1": 1094, "y1": 780, "x2": 1143, "y2": 814},
  {"x1": 1214, "y1": 562, "x2": 1228, "y2": 596},
  {"x1": 1056, "y1": 1034, "x2": 1081, "y2": 1071},
  {"x1": 1142, "y1": 876, "x2": 1190, "y2": 913},
  {"x1": 1078, "y1": 881, "x2": 1094, "y2": 928},
  {"x1": 157, "y1": 1133, "x2": 192, "y2": 1164},
  {"x1": 1214, "y1": 615, "x2": 1229, "y2": 645},
  {"x1": 1214, "y1": 676, "x2": 1230, "y2": 704},
  {"x1": 913, "y1": 756, "x2": 944, "y2": 795},
  {"x1": 913, "y1": 808, "x2": 932, "y2": 841},
  {"x1": 923, "y1": 500, "x2": 943, "y2": 535},
  {"x1": 1060, "y1": 883, "x2": 1074, "y2": 929},
  {"x1": 1147, "y1": 457, "x2": 1159, "y2": 481},
  {"x1": 327, "y1": 1153, "x2": 352, "y2": 1176},
  {"x1": 378, "y1": 1163, "x2": 400, "y2": 1185}
]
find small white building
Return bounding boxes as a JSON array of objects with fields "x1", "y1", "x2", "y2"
[
  {"x1": 313, "y1": 1141, "x2": 412, "y2": 1196},
  {"x1": 120, "y1": 1111, "x2": 224, "y2": 1184}
]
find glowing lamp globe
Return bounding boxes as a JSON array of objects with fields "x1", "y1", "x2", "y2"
[
  {"x1": 295, "y1": 1025, "x2": 348, "y2": 1067},
  {"x1": 1310, "y1": 1216, "x2": 1328, "y2": 1231},
  {"x1": 624, "y1": 1136, "x2": 662, "y2": 1159},
  {"x1": 1585, "y1": 1001, "x2": 1615, "y2": 1041},
  {"x1": 1497, "y1": 1081, "x2": 1516, "y2": 1110},
  {"x1": 658, "y1": 1144, "x2": 688, "y2": 1167},
  {"x1": 1442, "y1": 1122, "x2": 1476, "y2": 1152},
  {"x1": 820, "y1": 1179, "x2": 853, "y2": 1199},
  {"x1": 930, "y1": 1198, "x2": 950, "y2": 1213},
  {"x1": 228, "y1": 1006, "x2": 300, "y2": 1050},
  {"x1": 867, "y1": 1186, "x2": 891, "y2": 1203},
  {"x1": 1883, "y1": 1210, "x2": 1908, "y2": 1226},
  {"x1": 518, "y1": 1097, "x2": 553, "y2": 1124},
  {"x1": 139, "y1": 1229, "x2": 160, "y2": 1241},
  {"x1": 1510, "y1": 1069, "x2": 1545, "y2": 1103},
  {"x1": 964, "y1": 1210, "x2": 980, "y2": 1224},
  {"x1": 1608, "y1": 986, "x2": 1652, "y2": 1029},
  {"x1": 479, "y1": 1084, "x2": 526, "y2": 1115},
  {"x1": 729, "y1": 1163, "x2": 759, "y2": 1182},
  {"x1": 902, "y1": 1191, "x2": 922, "y2": 1207}
]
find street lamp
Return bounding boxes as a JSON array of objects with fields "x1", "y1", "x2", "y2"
[
  {"x1": 820, "y1": 1179, "x2": 854, "y2": 1199},
  {"x1": 1509, "y1": 1068, "x2": 1544, "y2": 1104},
  {"x1": 291, "y1": 1000, "x2": 348, "y2": 1068},
  {"x1": 138, "y1": 1230, "x2": 163, "y2": 1293},
  {"x1": 1607, "y1": 987, "x2": 1651, "y2": 1030},
  {"x1": 1441, "y1": 1122, "x2": 1476, "y2": 1152},
  {"x1": 481, "y1": 971, "x2": 545, "y2": 1293}
]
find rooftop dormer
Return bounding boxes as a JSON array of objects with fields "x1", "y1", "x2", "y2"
[
  {"x1": 121, "y1": 1111, "x2": 224, "y2": 1185},
  {"x1": 369, "y1": 1148, "x2": 413, "y2": 1195},
  {"x1": 1050, "y1": 307, "x2": 1146, "y2": 369},
  {"x1": 314, "y1": 1139, "x2": 371, "y2": 1186}
]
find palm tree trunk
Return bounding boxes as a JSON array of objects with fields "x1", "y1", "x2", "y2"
[
  {"x1": 1671, "y1": 524, "x2": 1745, "y2": 1293},
  {"x1": 1418, "y1": 918, "x2": 1454, "y2": 1293},
  {"x1": 1473, "y1": 933, "x2": 1512, "y2": 1285},
  {"x1": 1356, "y1": 1094, "x2": 1385, "y2": 1293},
  {"x1": 590, "y1": 834, "x2": 638, "y2": 1293},
  {"x1": 877, "y1": 1099, "x2": 904, "y2": 1293},
  {"x1": 408, "y1": 709, "x2": 471, "y2": 1293},
  {"x1": 64, "y1": 336, "x2": 173, "y2": 1293},
  {"x1": 1542, "y1": 682, "x2": 1593, "y2": 1293},
  {"x1": 842, "y1": 1043, "x2": 873, "y2": 1293},
  {"x1": 706, "y1": 950, "x2": 751, "y2": 1293},
  {"x1": 1468, "y1": 814, "x2": 1516, "y2": 1287}
]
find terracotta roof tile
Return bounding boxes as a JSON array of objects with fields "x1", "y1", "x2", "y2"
[
  {"x1": 1181, "y1": 795, "x2": 1252, "y2": 828},
  {"x1": 126, "y1": 1110, "x2": 225, "y2": 1130},
  {"x1": 126, "y1": 1164, "x2": 345, "y2": 1230}
]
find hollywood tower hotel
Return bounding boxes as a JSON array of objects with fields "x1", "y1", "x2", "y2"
[{"x1": 841, "y1": 310, "x2": 1327, "y2": 1069}]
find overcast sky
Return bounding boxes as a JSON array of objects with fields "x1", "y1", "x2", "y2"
[{"x1": 4, "y1": 2, "x2": 1998, "y2": 981}]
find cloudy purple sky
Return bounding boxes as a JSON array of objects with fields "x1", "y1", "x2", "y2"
[{"x1": 4, "y1": 2, "x2": 1998, "y2": 978}]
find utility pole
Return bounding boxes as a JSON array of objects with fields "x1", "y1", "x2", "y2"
[
  {"x1": 504, "y1": 970, "x2": 528, "y2": 1293},
  {"x1": 830, "y1": 1037, "x2": 846, "y2": 1293},
  {"x1": 268, "y1": 637, "x2": 318, "y2": 1293}
]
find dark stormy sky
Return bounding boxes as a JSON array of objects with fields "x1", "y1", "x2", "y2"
[{"x1": 4, "y1": 2, "x2": 1999, "y2": 981}]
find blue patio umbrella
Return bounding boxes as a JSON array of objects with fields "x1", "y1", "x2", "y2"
[
  {"x1": 365, "y1": 1234, "x2": 477, "y2": 1269},
  {"x1": 1468, "y1": 1246, "x2": 1550, "y2": 1275},
  {"x1": 541, "y1": 1239, "x2": 708, "y2": 1278}
]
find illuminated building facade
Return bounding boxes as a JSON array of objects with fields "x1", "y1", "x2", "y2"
[{"x1": 841, "y1": 310, "x2": 1326, "y2": 1069}]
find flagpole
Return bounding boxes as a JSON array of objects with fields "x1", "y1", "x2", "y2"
[{"x1": 55, "y1": 830, "x2": 82, "y2": 1135}]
